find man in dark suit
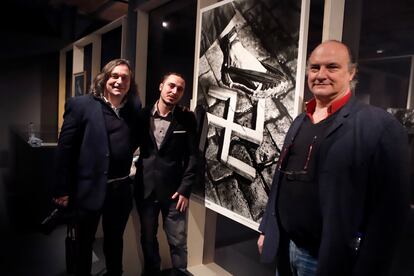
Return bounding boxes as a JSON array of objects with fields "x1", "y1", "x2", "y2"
[
  {"x1": 53, "y1": 59, "x2": 141, "y2": 276},
  {"x1": 257, "y1": 40, "x2": 410, "y2": 276},
  {"x1": 134, "y1": 72, "x2": 198, "y2": 276}
]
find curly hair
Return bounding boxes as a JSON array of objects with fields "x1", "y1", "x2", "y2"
[{"x1": 90, "y1": 58, "x2": 139, "y2": 102}]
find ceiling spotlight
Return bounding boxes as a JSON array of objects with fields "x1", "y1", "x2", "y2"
[
  {"x1": 162, "y1": 21, "x2": 169, "y2": 28},
  {"x1": 376, "y1": 49, "x2": 384, "y2": 54}
]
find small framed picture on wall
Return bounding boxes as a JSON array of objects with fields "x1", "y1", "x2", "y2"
[{"x1": 73, "y1": 71, "x2": 87, "y2": 97}]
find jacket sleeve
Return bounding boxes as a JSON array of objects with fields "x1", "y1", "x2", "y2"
[
  {"x1": 176, "y1": 111, "x2": 199, "y2": 198},
  {"x1": 259, "y1": 114, "x2": 301, "y2": 233},
  {"x1": 353, "y1": 118, "x2": 410, "y2": 275},
  {"x1": 259, "y1": 170, "x2": 279, "y2": 234},
  {"x1": 53, "y1": 98, "x2": 82, "y2": 198}
]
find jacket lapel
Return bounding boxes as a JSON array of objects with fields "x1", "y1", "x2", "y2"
[
  {"x1": 159, "y1": 117, "x2": 178, "y2": 150},
  {"x1": 276, "y1": 114, "x2": 306, "y2": 170},
  {"x1": 93, "y1": 96, "x2": 108, "y2": 141},
  {"x1": 142, "y1": 107, "x2": 158, "y2": 151},
  {"x1": 289, "y1": 114, "x2": 306, "y2": 141},
  {"x1": 323, "y1": 97, "x2": 357, "y2": 138}
]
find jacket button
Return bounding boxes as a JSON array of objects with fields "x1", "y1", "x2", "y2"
[
  {"x1": 272, "y1": 212, "x2": 276, "y2": 216},
  {"x1": 106, "y1": 153, "x2": 110, "y2": 157},
  {"x1": 104, "y1": 171, "x2": 108, "y2": 175}
]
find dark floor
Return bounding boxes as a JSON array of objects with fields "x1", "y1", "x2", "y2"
[
  {"x1": 1, "y1": 217, "x2": 414, "y2": 276},
  {"x1": 1, "y1": 224, "x2": 68, "y2": 276},
  {"x1": 0, "y1": 223, "x2": 186, "y2": 276},
  {"x1": 0, "y1": 209, "x2": 413, "y2": 276}
]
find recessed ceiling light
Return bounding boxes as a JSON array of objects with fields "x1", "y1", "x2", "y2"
[
  {"x1": 376, "y1": 49, "x2": 384, "y2": 54},
  {"x1": 162, "y1": 21, "x2": 169, "y2": 28}
]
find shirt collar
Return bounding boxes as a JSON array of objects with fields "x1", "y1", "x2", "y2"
[
  {"x1": 305, "y1": 91, "x2": 352, "y2": 119},
  {"x1": 102, "y1": 96, "x2": 125, "y2": 118},
  {"x1": 151, "y1": 100, "x2": 175, "y2": 118}
]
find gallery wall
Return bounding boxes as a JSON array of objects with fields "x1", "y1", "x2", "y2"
[{"x1": 0, "y1": 2, "x2": 110, "y2": 234}]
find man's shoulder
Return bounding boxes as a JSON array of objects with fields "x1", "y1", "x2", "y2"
[
  {"x1": 354, "y1": 101, "x2": 396, "y2": 122},
  {"x1": 291, "y1": 112, "x2": 306, "y2": 126},
  {"x1": 138, "y1": 105, "x2": 152, "y2": 117},
  {"x1": 294, "y1": 112, "x2": 307, "y2": 120},
  {"x1": 136, "y1": 106, "x2": 153, "y2": 127},
  {"x1": 175, "y1": 105, "x2": 195, "y2": 117},
  {"x1": 349, "y1": 100, "x2": 405, "y2": 135},
  {"x1": 175, "y1": 106, "x2": 197, "y2": 126},
  {"x1": 61, "y1": 95, "x2": 102, "y2": 130},
  {"x1": 67, "y1": 94, "x2": 97, "y2": 106}
]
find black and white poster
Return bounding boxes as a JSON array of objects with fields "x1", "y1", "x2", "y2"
[{"x1": 195, "y1": 0, "x2": 309, "y2": 229}]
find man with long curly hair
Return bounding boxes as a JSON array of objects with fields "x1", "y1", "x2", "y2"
[{"x1": 53, "y1": 59, "x2": 141, "y2": 276}]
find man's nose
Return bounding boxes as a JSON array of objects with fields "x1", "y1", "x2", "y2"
[{"x1": 316, "y1": 67, "x2": 327, "y2": 78}]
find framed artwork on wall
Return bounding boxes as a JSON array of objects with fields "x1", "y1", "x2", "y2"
[
  {"x1": 73, "y1": 71, "x2": 87, "y2": 97},
  {"x1": 194, "y1": 0, "x2": 309, "y2": 230}
]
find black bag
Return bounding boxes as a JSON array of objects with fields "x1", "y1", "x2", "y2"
[{"x1": 65, "y1": 223, "x2": 78, "y2": 274}]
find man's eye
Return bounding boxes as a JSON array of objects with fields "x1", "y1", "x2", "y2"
[{"x1": 111, "y1": 74, "x2": 130, "y2": 80}]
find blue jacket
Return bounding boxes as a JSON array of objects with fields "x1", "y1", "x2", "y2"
[{"x1": 259, "y1": 97, "x2": 410, "y2": 276}]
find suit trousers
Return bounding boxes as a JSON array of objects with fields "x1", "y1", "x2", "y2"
[
  {"x1": 75, "y1": 178, "x2": 133, "y2": 276},
  {"x1": 137, "y1": 195, "x2": 188, "y2": 274}
]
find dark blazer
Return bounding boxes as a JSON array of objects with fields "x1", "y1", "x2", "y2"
[
  {"x1": 53, "y1": 94, "x2": 140, "y2": 211},
  {"x1": 134, "y1": 105, "x2": 198, "y2": 201},
  {"x1": 259, "y1": 97, "x2": 410, "y2": 276}
]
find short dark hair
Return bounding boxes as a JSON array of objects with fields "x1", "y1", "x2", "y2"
[
  {"x1": 90, "y1": 58, "x2": 139, "y2": 101},
  {"x1": 161, "y1": 72, "x2": 185, "y2": 83}
]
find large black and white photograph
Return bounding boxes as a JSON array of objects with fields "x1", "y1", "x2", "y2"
[{"x1": 196, "y1": 0, "x2": 307, "y2": 229}]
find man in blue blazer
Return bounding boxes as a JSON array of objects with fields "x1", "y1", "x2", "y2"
[
  {"x1": 134, "y1": 73, "x2": 198, "y2": 276},
  {"x1": 257, "y1": 41, "x2": 410, "y2": 276},
  {"x1": 53, "y1": 59, "x2": 141, "y2": 276}
]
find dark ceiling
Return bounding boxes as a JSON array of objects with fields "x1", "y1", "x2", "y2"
[
  {"x1": 0, "y1": 0, "x2": 129, "y2": 60},
  {"x1": 358, "y1": 0, "x2": 414, "y2": 60},
  {"x1": 1, "y1": 0, "x2": 413, "y2": 62}
]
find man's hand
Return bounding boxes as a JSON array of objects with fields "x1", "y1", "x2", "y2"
[
  {"x1": 53, "y1": 195, "x2": 69, "y2": 207},
  {"x1": 257, "y1": 234, "x2": 265, "y2": 254},
  {"x1": 172, "y1": 192, "x2": 189, "y2": 212}
]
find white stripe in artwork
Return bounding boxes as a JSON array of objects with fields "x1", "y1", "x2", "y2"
[{"x1": 206, "y1": 86, "x2": 265, "y2": 180}]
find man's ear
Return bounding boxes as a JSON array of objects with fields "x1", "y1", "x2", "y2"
[
  {"x1": 159, "y1": 82, "x2": 163, "y2": 92},
  {"x1": 350, "y1": 70, "x2": 356, "y2": 81},
  {"x1": 349, "y1": 65, "x2": 357, "y2": 81}
]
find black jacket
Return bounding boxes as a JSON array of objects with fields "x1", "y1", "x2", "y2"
[
  {"x1": 54, "y1": 94, "x2": 140, "y2": 211},
  {"x1": 259, "y1": 97, "x2": 410, "y2": 276},
  {"x1": 134, "y1": 105, "x2": 198, "y2": 201}
]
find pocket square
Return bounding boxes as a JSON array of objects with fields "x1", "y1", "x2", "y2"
[{"x1": 173, "y1": 130, "x2": 187, "y2": 134}]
